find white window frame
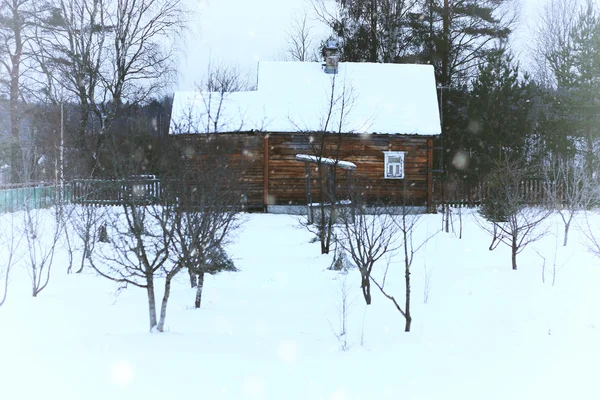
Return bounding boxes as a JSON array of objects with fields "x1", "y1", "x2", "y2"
[{"x1": 383, "y1": 151, "x2": 405, "y2": 179}]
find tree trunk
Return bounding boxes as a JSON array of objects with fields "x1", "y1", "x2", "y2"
[
  {"x1": 586, "y1": 125, "x2": 594, "y2": 177},
  {"x1": 458, "y1": 208, "x2": 463, "y2": 240},
  {"x1": 361, "y1": 272, "x2": 371, "y2": 305},
  {"x1": 31, "y1": 267, "x2": 38, "y2": 297},
  {"x1": 405, "y1": 259, "x2": 411, "y2": 332},
  {"x1": 157, "y1": 276, "x2": 173, "y2": 332},
  {"x1": 369, "y1": 0, "x2": 378, "y2": 62},
  {"x1": 194, "y1": 272, "x2": 205, "y2": 308},
  {"x1": 511, "y1": 237, "x2": 518, "y2": 270},
  {"x1": 489, "y1": 224, "x2": 500, "y2": 250},
  {"x1": 9, "y1": 1, "x2": 24, "y2": 183},
  {"x1": 146, "y1": 277, "x2": 158, "y2": 331},
  {"x1": 563, "y1": 222, "x2": 570, "y2": 247},
  {"x1": 445, "y1": 206, "x2": 450, "y2": 233},
  {"x1": 76, "y1": 243, "x2": 87, "y2": 274},
  {"x1": 189, "y1": 268, "x2": 196, "y2": 288}
]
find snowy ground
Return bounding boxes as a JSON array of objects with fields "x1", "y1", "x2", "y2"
[{"x1": 0, "y1": 210, "x2": 599, "y2": 400}]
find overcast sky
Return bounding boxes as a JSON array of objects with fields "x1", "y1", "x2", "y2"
[{"x1": 177, "y1": 0, "x2": 547, "y2": 91}]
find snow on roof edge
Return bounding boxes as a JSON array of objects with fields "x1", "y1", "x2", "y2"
[{"x1": 170, "y1": 62, "x2": 441, "y2": 136}]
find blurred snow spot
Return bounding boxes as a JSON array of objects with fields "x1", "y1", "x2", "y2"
[
  {"x1": 255, "y1": 320, "x2": 268, "y2": 337},
  {"x1": 242, "y1": 376, "x2": 265, "y2": 398},
  {"x1": 468, "y1": 119, "x2": 481, "y2": 134},
  {"x1": 329, "y1": 387, "x2": 351, "y2": 400},
  {"x1": 215, "y1": 316, "x2": 233, "y2": 335},
  {"x1": 452, "y1": 151, "x2": 469, "y2": 170},
  {"x1": 110, "y1": 360, "x2": 134, "y2": 387},
  {"x1": 276, "y1": 339, "x2": 299, "y2": 364}
]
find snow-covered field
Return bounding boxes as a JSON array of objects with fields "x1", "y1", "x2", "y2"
[{"x1": 1, "y1": 210, "x2": 599, "y2": 400}]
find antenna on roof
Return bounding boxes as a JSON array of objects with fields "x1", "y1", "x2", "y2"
[{"x1": 323, "y1": 41, "x2": 339, "y2": 74}]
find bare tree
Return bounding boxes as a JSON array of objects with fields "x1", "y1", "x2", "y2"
[
  {"x1": 66, "y1": 203, "x2": 105, "y2": 273},
  {"x1": 422, "y1": 262, "x2": 434, "y2": 304},
  {"x1": 103, "y1": 0, "x2": 187, "y2": 108},
  {"x1": 544, "y1": 156, "x2": 596, "y2": 246},
  {"x1": 337, "y1": 197, "x2": 401, "y2": 306},
  {"x1": 478, "y1": 158, "x2": 552, "y2": 270},
  {"x1": 89, "y1": 199, "x2": 176, "y2": 331},
  {"x1": 34, "y1": 0, "x2": 188, "y2": 175},
  {"x1": 199, "y1": 61, "x2": 252, "y2": 133},
  {"x1": 22, "y1": 204, "x2": 63, "y2": 297},
  {"x1": 281, "y1": 9, "x2": 317, "y2": 62},
  {"x1": 338, "y1": 180, "x2": 433, "y2": 332},
  {"x1": 0, "y1": 0, "x2": 35, "y2": 183},
  {"x1": 166, "y1": 139, "x2": 244, "y2": 310},
  {"x1": 12, "y1": 135, "x2": 64, "y2": 297},
  {"x1": 0, "y1": 211, "x2": 21, "y2": 307},
  {"x1": 297, "y1": 71, "x2": 355, "y2": 255},
  {"x1": 170, "y1": 61, "x2": 255, "y2": 136},
  {"x1": 535, "y1": 226, "x2": 571, "y2": 286},
  {"x1": 33, "y1": 0, "x2": 109, "y2": 174},
  {"x1": 391, "y1": 192, "x2": 431, "y2": 332},
  {"x1": 530, "y1": 0, "x2": 580, "y2": 87},
  {"x1": 327, "y1": 272, "x2": 354, "y2": 351},
  {"x1": 583, "y1": 210, "x2": 600, "y2": 259}
]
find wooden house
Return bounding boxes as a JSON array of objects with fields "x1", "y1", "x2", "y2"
[{"x1": 169, "y1": 58, "x2": 441, "y2": 212}]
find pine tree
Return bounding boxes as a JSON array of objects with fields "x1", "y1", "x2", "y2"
[
  {"x1": 466, "y1": 47, "x2": 535, "y2": 177},
  {"x1": 408, "y1": 0, "x2": 513, "y2": 174},
  {"x1": 561, "y1": 1, "x2": 600, "y2": 173},
  {"x1": 317, "y1": 0, "x2": 416, "y2": 62},
  {"x1": 536, "y1": 0, "x2": 600, "y2": 173}
]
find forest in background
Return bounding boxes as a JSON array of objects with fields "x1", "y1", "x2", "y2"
[{"x1": 0, "y1": 0, "x2": 599, "y2": 185}]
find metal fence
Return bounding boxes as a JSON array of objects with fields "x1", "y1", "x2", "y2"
[
  {"x1": 0, "y1": 178, "x2": 162, "y2": 213},
  {"x1": 0, "y1": 183, "x2": 71, "y2": 213}
]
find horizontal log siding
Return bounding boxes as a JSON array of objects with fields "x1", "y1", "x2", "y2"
[
  {"x1": 172, "y1": 134, "x2": 264, "y2": 209},
  {"x1": 173, "y1": 133, "x2": 431, "y2": 208},
  {"x1": 268, "y1": 133, "x2": 429, "y2": 206}
]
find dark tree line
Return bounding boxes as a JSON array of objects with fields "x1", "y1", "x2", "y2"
[
  {"x1": 0, "y1": 0, "x2": 186, "y2": 183},
  {"x1": 313, "y1": 0, "x2": 599, "y2": 181},
  {"x1": 0, "y1": 96, "x2": 172, "y2": 182}
]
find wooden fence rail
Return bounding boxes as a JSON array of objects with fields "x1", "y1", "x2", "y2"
[
  {"x1": 434, "y1": 178, "x2": 556, "y2": 208},
  {"x1": 71, "y1": 178, "x2": 162, "y2": 206},
  {"x1": 0, "y1": 177, "x2": 571, "y2": 212}
]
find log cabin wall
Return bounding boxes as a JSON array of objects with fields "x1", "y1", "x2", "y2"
[
  {"x1": 170, "y1": 134, "x2": 265, "y2": 209},
  {"x1": 267, "y1": 133, "x2": 432, "y2": 207},
  {"x1": 172, "y1": 132, "x2": 434, "y2": 210}
]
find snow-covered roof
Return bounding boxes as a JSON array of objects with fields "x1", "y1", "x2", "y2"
[{"x1": 170, "y1": 62, "x2": 441, "y2": 136}]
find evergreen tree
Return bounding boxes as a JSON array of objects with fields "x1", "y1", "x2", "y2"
[
  {"x1": 561, "y1": 1, "x2": 600, "y2": 172},
  {"x1": 408, "y1": 0, "x2": 513, "y2": 174},
  {"x1": 536, "y1": 0, "x2": 600, "y2": 172},
  {"x1": 466, "y1": 47, "x2": 536, "y2": 177},
  {"x1": 316, "y1": 0, "x2": 416, "y2": 62}
]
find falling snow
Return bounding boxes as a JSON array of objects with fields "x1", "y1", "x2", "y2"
[{"x1": 0, "y1": 211, "x2": 599, "y2": 399}]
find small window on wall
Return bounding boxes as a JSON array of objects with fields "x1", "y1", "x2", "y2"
[{"x1": 383, "y1": 151, "x2": 405, "y2": 179}]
